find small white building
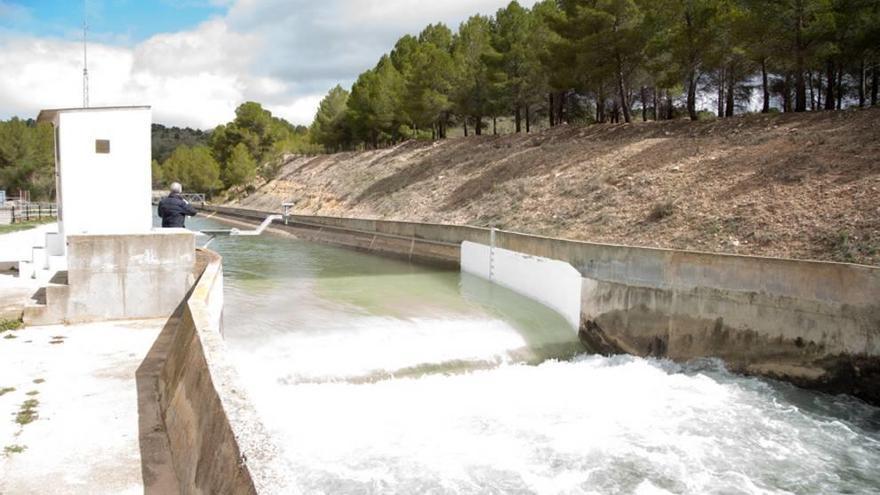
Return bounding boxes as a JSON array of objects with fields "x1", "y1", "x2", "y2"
[
  {"x1": 20, "y1": 105, "x2": 196, "y2": 326},
  {"x1": 36, "y1": 106, "x2": 153, "y2": 254}
]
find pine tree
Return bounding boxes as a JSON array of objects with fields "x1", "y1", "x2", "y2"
[
  {"x1": 223, "y1": 143, "x2": 257, "y2": 188},
  {"x1": 0, "y1": 119, "x2": 55, "y2": 200},
  {"x1": 348, "y1": 56, "x2": 406, "y2": 147},
  {"x1": 647, "y1": 0, "x2": 724, "y2": 120},
  {"x1": 552, "y1": 0, "x2": 647, "y2": 123},
  {"x1": 151, "y1": 159, "x2": 164, "y2": 189},
  {"x1": 490, "y1": 1, "x2": 533, "y2": 132},
  {"x1": 311, "y1": 85, "x2": 351, "y2": 150},
  {"x1": 402, "y1": 24, "x2": 456, "y2": 139},
  {"x1": 162, "y1": 145, "x2": 222, "y2": 195},
  {"x1": 452, "y1": 15, "x2": 496, "y2": 135}
]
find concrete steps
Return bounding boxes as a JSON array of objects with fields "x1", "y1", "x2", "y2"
[
  {"x1": 23, "y1": 271, "x2": 69, "y2": 326},
  {"x1": 17, "y1": 237, "x2": 67, "y2": 284},
  {"x1": 5, "y1": 228, "x2": 70, "y2": 326}
]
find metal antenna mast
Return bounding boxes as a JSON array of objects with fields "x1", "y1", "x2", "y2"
[{"x1": 82, "y1": 1, "x2": 89, "y2": 108}]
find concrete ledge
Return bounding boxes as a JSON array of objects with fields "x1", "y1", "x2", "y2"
[
  {"x1": 203, "y1": 204, "x2": 880, "y2": 405},
  {"x1": 158, "y1": 249, "x2": 289, "y2": 494}
]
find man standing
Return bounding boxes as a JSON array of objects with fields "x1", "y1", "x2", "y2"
[{"x1": 158, "y1": 182, "x2": 198, "y2": 228}]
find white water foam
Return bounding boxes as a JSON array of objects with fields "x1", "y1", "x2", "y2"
[
  {"x1": 195, "y1": 213, "x2": 880, "y2": 495},
  {"x1": 233, "y1": 315, "x2": 528, "y2": 383},
  {"x1": 238, "y1": 355, "x2": 880, "y2": 494}
]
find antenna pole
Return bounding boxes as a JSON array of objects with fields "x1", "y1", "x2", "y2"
[{"x1": 82, "y1": 1, "x2": 89, "y2": 108}]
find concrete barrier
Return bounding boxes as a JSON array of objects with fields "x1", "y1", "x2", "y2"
[
  {"x1": 204, "y1": 205, "x2": 463, "y2": 267},
  {"x1": 158, "y1": 249, "x2": 290, "y2": 494},
  {"x1": 201, "y1": 205, "x2": 880, "y2": 405},
  {"x1": 25, "y1": 230, "x2": 196, "y2": 325},
  {"x1": 461, "y1": 241, "x2": 582, "y2": 332}
]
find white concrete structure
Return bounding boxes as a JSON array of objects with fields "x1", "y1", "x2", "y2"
[
  {"x1": 37, "y1": 106, "x2": 153, "y2": 252},
  {"x1": 461, "y1": 241, "x2": 582, "y2": 332},
  {"x1": 15, "y1": 105, "x2": 196, "y2": 327}
]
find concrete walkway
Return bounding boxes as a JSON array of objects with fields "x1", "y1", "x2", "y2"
[
  {"x1": 0, "y1": 273, "x2": 39, "y2": 321},
  {"x1": 0, "y1": 319, "x2": 167, "y2": 494}
]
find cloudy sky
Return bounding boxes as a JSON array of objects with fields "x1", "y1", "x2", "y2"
[{"x1": 0, "y1": 0, "x2": 536, "y2": 129}]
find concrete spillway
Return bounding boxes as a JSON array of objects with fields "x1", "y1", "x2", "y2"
[{"x1": 185, "y1": 213, "x2": 880, "y2": 495}]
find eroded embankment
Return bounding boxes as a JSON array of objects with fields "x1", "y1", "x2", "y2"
[
  {"x1": 202, "y1": 205, "x2": 880, "y2": 406},
  {"x1": 231, "y1": 108, "x2": 880, "y2": 266}
]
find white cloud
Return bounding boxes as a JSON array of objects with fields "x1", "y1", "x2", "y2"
[
  {"x1": 0, "y1": 1, "x2": 28, "y2": 22},
  {"x1": 0, "y1": 0, "x2": 536, "y2": 129}
]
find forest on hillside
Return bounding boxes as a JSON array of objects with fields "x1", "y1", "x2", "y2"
[
  {"x1": 151, "y1": 124, "x2": 211, "y2": 164},
  {"x1": 151, "y1": 102, "x2": 319, "y2": 195},
  {"x1": 0, "y1": 118, "x2": 54, "y2": 201},
  {"x1": 0, "y1": 103, "x2": 317, "y2": 200},
  {"x1": 310, "y1": 0, "x2": 880, "y2": 151}
]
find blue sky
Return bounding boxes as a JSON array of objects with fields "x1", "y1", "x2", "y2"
[{"x1": 0, "y1": 0, "x2": 225, "y2": 43}]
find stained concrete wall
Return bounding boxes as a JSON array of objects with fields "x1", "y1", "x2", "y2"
[
  {"x1": 485, "y1": 230, "x2": 880, "y2": 404},
  {"x1": 63, "y1": 230, "x2": 195, "y2": 323},
  {"x1": 25, "y1": 230, "x2": 197, "y2": 326},
  {"x1": 200, "y1": 205, "x2": 880, "y2": 405},
  {"x1": 158, "y1": 250, "x2": 291, "y2": 494},
  {"x1": 205, "y1": 205, "x2": 462, "y2": 267}
]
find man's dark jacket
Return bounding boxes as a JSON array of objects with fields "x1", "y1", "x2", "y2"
[{"x1": 158, "y1": 193, "x2": 198, "y2": 228}]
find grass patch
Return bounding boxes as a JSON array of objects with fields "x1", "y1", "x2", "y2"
[
  {"x1": 828, "y1": 230, "x2": 878, "y2": 264},
  {"x1": 0, "y1": 387, "x2": 15, "y2": 396},
  {"x1": 648, "y1": 201, "x2": 676, "y2": 222},
  {"x1": 0, "y1": 319, "x2": 23, "y2": 333},
  {"x1": 0, "y1": 219, "x2": 56, "y2": 235},
  {"x1": 4, "y1": 444, "x2": 26, "y2": 455},
  {"x1": 25, "y1": 390, "x2": 39, "y2": 396},
  {"x1": 15, "y1": 399, "x2": 39, "y2": 425},
  {"x1": 3, "y1": 334, "x2": 16, "y2": 340},
  {"x1": 32, "y1": 378, "x2": 44, "y2": 384}
]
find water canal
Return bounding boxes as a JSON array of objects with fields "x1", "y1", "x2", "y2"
[{"x1": 184, "y1": 213, "x2": 880, "y2": 494}]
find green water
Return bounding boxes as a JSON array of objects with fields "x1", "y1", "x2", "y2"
[{"x1": 189, "y1": 214, "x2": 582, "y2": 382}]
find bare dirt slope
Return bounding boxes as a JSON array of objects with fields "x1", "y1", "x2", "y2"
[{"x1": 231, "y1": 108, "x2": 880, "y2": 265}]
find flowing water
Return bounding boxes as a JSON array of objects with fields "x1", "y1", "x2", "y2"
[{"x1": 185, "y1": 213, "x2": 880, "y2": 495}]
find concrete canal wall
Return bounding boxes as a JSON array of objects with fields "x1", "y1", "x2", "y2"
[
  {"x1": 201, "y1": 205, "x2": 880, "y2": 405},
  {"x1": 157, "y1": 249, "x2": 290, "y2": 494}
]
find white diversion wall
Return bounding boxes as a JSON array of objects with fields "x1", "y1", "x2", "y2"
[{"x1": 461, "y1": 241, "x2": 582, "y2": 332}]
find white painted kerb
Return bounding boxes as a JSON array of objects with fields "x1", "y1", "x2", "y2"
[{"x1": 461, "y1": 241, "x2": 582, "y2": 332}]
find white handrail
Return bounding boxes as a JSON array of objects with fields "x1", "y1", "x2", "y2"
[
  {"x1": 233, "y1": 215, "x2": 283, "y2": 236},
  {"x1": 196, "y1": 215, "x2": 283, "y2": 245}
]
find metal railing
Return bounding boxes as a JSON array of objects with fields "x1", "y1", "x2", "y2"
[
  {"x1": 0, "y1": 203, "x2": 58, "y2": 225},
  {"x1": 179, "y1": 193, "x2": 206, "y2": 205},
  {"x1": 152, "y1": 193, "x2": 207, "y2": 206}
]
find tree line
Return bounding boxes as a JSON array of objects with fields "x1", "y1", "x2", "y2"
[
  {"x1": 153, "y1": 102, "x2": 320, "y2": 195},
  {"x1": 151, "y1": 124, "x2": 211, "y2": 164},
  {"x1": 310, "y1": 0, "x2": 880, "y2": 151},
  {"x1": 0, "y1": 118, "x2": 54, "y2": 201},
  {"x1": 0, "y1": 103, "x2": 320, "y2": 201}
]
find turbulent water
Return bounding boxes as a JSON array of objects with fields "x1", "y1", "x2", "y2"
[{"x1": 186, "y1": 214, "x2": 880, "y2": 495}]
